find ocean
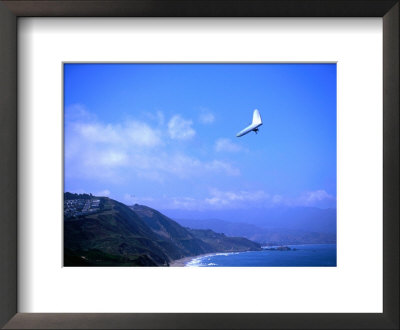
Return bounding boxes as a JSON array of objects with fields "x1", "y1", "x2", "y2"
[{"x1": 185, "y1": 244, "x2": 337, "y2": 267}]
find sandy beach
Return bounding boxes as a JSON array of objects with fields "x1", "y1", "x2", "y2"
[{"x1": 169, "y1": 253, "x2": 216, "y2": 267}]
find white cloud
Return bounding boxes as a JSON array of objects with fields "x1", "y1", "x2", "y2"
[
  {"x1": 171, "y1": 197, "x2": 197, "y2": 209},
  {"x1": 205, "y1": 189, "x2": 269, "y2": 208},
  {"x1": 77, "y1": 123, "x2": 118, "y2": 143},
  {"x1": 143, "y1": 189, "x2": 336, "y2": 211},
  {"x1": 65, "y1": 109, "x2": 240, "y2": 183},
  {"x1": 96, "y1": 189, "x2": 111, "y2": 197},
  {"x1": 65, "y1": 104, "x2": 96, "y2": 122},
  {"x1": 123, "y1": 193, "x2": 154, "y2": 205},
  {"x1": 75, "y1": 120, "x2": 162, "y2": 148},
  {"x1": 97, "y1": 150, "x2": 128, "y2": 167},
  {"x1": 168, "y1": 115, "x2": 196, "y2": 140},
  {"x1": 199, "y1": 112, "x2": 215, "y2": 124},
  {"x1": 204, "y1": 160, "x2": 240, "y2": 176},
  {"x1": 141, "y1": 189, "x2": 270, "y2": 210},
  {"x1": 65, "y1": 113, "x2": 162, "y2": 183},
  {"x1": 268, "y1": 190, "x2": 336, "y2": 207},
  {"x1": 295, "y1": 190, "x2": 335, "y2": 206},
  {"x1": 215, "y1": 138, "x2": 243, "y2": 153},
  {"x1": 125, "y1": 121, "x2": 163, "y2": 147},
  {"x1": 133, "y1": 154, "x2": 240, "y2": 179},
  {"x1": 156, "y1": 111, "x2": 165, "y2": 126},
  {"x1": 145, "y1": 110, "x2": 165, "y2": 126},
  {"x1": 271, "y1": 194, "x2": 283, "y2": 204}
]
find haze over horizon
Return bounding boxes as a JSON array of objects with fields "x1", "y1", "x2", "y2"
[{"x1": 64, "y1": 63, "x2": 337, "y2": 219}]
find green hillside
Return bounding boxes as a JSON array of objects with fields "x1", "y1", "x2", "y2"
[
  {"x1": 64, "y1": 194, "x2": 262, "y2": 266},
  {"x1": 187, "y1": 228, "x2": 262, "y2": 252},
  {"x1": 64, "y1": 198, "x2": 171, "y2": 266},
  {"x1": 130, "y1": 204, "x2": 212, "y2": 258}
]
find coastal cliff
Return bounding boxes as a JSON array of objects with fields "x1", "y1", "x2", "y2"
[{"x1": 64, "y1": 193, "x2": 261, "y2": 266}]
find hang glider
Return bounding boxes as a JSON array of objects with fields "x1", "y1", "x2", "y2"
[{"x1": 236, "y1": 109, "x2": 263, "y2": 137}]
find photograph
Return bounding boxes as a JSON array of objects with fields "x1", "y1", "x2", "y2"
[{"x1": 64, "y1": 63, "x2": 337, "y2": 267}]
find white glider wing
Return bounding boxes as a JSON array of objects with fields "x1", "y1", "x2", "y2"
[{"x1": 236, "y1": 109, "x2": 263, "y2": 137}]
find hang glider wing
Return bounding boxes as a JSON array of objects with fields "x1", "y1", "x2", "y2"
[{"x1": 236, "y1": 109, "x2": 263, "y2": 137}]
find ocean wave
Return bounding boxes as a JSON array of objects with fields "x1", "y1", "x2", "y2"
[
  {"x1": 214, "y1": 252, "x2": 239, "y2": 256},
  {"x1": 186, "y1": 261, "x2": 200, "y2": 267},
  {"x1": 185, "y1": 251, "x2": 240, "y2": 266},
  {"x1": 186, "y1": 258, "x2": 202, "y2": 267}
]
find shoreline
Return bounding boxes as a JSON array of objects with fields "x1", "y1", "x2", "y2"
[
  {"x1": 261, "y1": 242, "x2": 336, "y2": 245},
  {"x1": 169, "y1": 244, "x2": 337, "y2": 267},
  {"x1": 169, "y1": 253, "x2": 217, "y2": 267}
]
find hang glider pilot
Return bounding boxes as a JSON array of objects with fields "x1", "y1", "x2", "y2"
[{"x1": 236, "y1": 109, "x2": 263, "y2": 137}]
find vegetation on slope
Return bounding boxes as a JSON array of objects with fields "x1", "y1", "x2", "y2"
[{"x1": 64, "y1": 194, "x2": 262, "y2": 266}]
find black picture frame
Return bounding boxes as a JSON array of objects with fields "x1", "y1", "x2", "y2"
[{"x1": 0, "y1": 1, "x2": 398, "y2": 329}]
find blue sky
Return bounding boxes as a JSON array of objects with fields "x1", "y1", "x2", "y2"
[{"x1": 64, "y1": 63, "x2": 336, "y2": 211}]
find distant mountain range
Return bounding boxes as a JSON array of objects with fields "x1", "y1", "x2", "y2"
[
  {"x1": 64, "y1": 194, "x2": 261, "y2": 266},
  {"x1": 173, "y1": 218, "x2": 336, "y2": 245},
  {"x1": 161, "y1": 207, "x2": 337, "y2": 234}
]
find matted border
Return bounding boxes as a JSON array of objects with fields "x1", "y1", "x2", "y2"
[{"x1": 0, "y1": 1, "x2": 398, "y2": 329}]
